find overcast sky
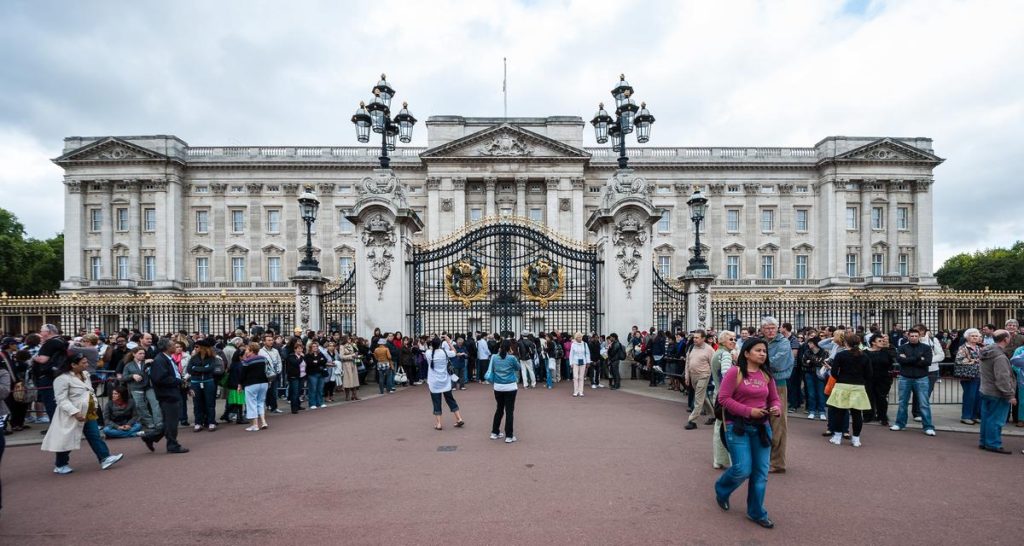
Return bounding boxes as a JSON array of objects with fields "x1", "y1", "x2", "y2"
[{"x1": 1, "y1": 0, "x2": 1022, "y2": 269}]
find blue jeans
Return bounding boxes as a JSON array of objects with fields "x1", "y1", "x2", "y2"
[
  {"x1": 56, "y1": 419, "x2": 109, "y2": 467},
  {"x1": 37, "y1": 375, "x2": 56, "y2": 420},
  {"x1": 979, "y1": 394, "x2": 1010, "y2": 449},
  {"x1": 430, "y1": 390, "x2": 460, "y2": 415},
  {"x1": 477, "y1": 359, "x2": 489, "y2": 382},
  {"x1": 715, "y1": 422, "x2": 773, "y2": 521},
  {"x1": 960, "y1": 378, "x2": 981, "y2": 420},
  {"x1": 289, "y1": 377, "x2": 305, "y2": 412},
  {"x1": 378, "y1": 368, "x2": 395, "y2": 394},
  {"x1": 805, "y1": 372, "x2": 826, "y2": 414},
  {"x1": 452, "y1": 362, "x2": 467, "y2": 388},
  {"x1": 102, "y1": 422, "x2": 142, "y2": 438},
  {"x1": 895, "y1": 376, "x2": 934, "y2": 431},
  {"x1": 307, "y1": 374, "x2": 325, "y2": 407}
]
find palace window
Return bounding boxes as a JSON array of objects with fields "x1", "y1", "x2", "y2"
[
  {"x1": 115, "y1": 208, "x2": 129, "y2": 231},
  {"x1": 846, "y1": 254, "x2": 858, "y2": 277},
  {"x1": 726, "y1": 185, "x2": 740, "y2": 194},
  {"x1": 193, "y1": 186, "x2": 209, "y2": 194},
  {"x1": 267, "y1": 256, "x2": 282, "y2": 282},
  {"x1": 499, "y1": 207, "x2": 513, "y2": 217},
  {"x1": 761, "y1": 255, "x2": 774, "y2": 279},
  {"x1": 871, "y1": 207, "x2": 884, "y2": 230},
  {"x1": 760, "y1": 208, "x2": 775, "y2": 233},
  {"x1": 760, "y1": 185, "x2": 775, "y2": 194},
  {"x1": 846, "y1": 207, "x2": 858, "y2": 230},
  {"x1": 144, "y1": 256, "x2": 156, "y2": 281},
  {"x1": 195, "y1": 210, "x2": 209, "y2": 234},
  {"x1": 872, "y1": 253, "x2": 884, "y2": 276},
  {"x1": 898, "y1": 253, "x2": 910, "y2": 276},
  {"x1": 588, "y1": 186, "x2": 601, "y2": 193},
  {"x1": 339, "y1": 256, "x2": 353, "y2": 279},
  {"x1": 90, "y1": 257, "x2": 101, "y2": 280},
  {"x1": 795, "y1": 209, "x2": 808, "y2": 232},
  {"x1": 339, "y1": 216, "x2": 354, "y2": 234},
  {"x1": 726, "y1": 256, "x2": 740, "y2": 280},
  {"x1": 897, "y1": 207, "x2": 910, "y2": 230},
  {"x1": 116, "y1": 256, "x2": 129, "y2": 279},
  {"x1": 795, "y1": 185, "x2": 809, "y2": 194},
  {"x1": 795, "y1": 255, "x2": 808, "y2": 280},
  {"x1": 658, "y1": 210, "x2": 671, "y2": 232},
  {"x1": 144, "y1": 208, "x2": 156, "y2": 232},
  {"x1": 469, "y1": 208, "x2": 483, "y2": 222},
  {"x1": 658, "y1": 255, "x2": 672, "y2": 277},
  {"x1": 231, "y1": 210, "x2": 245, "y2": 233},
  {"x1": 230, "y1": 185, "x2": 244, "y2": 193},
  {"x1": 726, "y1": 209, "x2": 740, "y2": 232},
  {"x1": 196, "y1": 257, "x2": 209, "y2": 282},
  {"x1": 90, "y1": 209, "x2": 102, "y2": 232},
  {"x1": 231, "y1": 257, "x2": 246, "y2": 282},
  {"x1": 528, "y1": 208, "x2": 543, "y2": 223},
  {"x1": 267, "y1": 209, "x2": 281, "y2": 233}
]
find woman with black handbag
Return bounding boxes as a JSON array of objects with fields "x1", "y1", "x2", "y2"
[{"x1": 426, "y1": 335, "x2": 464, "y2": 430}]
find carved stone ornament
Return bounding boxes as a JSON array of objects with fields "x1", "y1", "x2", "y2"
[
  {"x1": 66, "y1": 180, "x2": 83, "y2": 193},
  {"x1": 361, "y1": 213, "x2": 397, "y2": 248},
  {"x1": 441, "y1": 198, "x2": 454, "y2": 212},
  {"x1": 778, "y1": 183, "x2": 794, "y2": 195},
  {"x1": 559, "y1": 198, "x2": 571, "y2": 212},
  {"x1": 94, "y1": 144, "x2": 141, "y2": 161},
  {"x1": 367, "y1": 247, "x2": 394, "y2": 301},
  {"x1": 246, "y1": 183, "x2": 263, "y2": 195},
  {"x1": 299, "y1": 293, "x2": 311, "y2": 330},
  {"x1": 361, "y1": 172, "x2": 398, "y2": 195},
  {"x1": 210, "y1": 183, "x2": 228, "y2": 195},
  {"x1": 610, "y1": 172, "x2": 649, "y2": 196},
  {"x1": 281, "y1": 183, "x2": 300, "y2": 195},
  {"x1": 707, "y1": 184, "x2": 725, "y2": 196},
  {"x1": 478, "y1": 133, "x2": 531, "y2": 156},
  {"x1": 446, "y1": 256, "x2": 488, "y2": 308},
  {"x1": 912, "y1": 179, "x2": 933, "y2": 192},
  {"x1": 860, "y1": 147, "x2": 903, "y2": 161},
  {"x1": 521, "y1": 257, "x2": 565, "y2": 309},
  {"x1": 612, "y1": 214, "x2": 649, "y2": 299},
  {"x1": 361, "y1": 213, "x2": 397, "y2": 300},
  {"x1": 697, "y1": 283, "x2": 709, "y2": 329}
]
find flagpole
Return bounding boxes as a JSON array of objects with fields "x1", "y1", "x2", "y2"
[{"x1": 503, "y1": 57, "x2": 508, "y2": 119}]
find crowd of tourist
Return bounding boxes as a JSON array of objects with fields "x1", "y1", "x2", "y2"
[{"x1": 1, "y1": 317, "x2": 1022, "y2": 525}]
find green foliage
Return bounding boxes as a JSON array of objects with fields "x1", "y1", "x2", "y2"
[
  {"x1": 0, "y1": 208, "x2": 63, "y2": 295},
  {"x1": 935, "y1": 241, "x2": 1024, "y2": 291}
]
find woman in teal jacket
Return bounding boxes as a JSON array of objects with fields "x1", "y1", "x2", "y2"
[{"x1": 487, "y1": 339, "x2": 520, "y2": 443}]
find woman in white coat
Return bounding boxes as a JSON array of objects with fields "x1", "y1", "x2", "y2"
[
  {"x1": 426, "y1": 335, "x2": 465, "y2": 430},
  {"x1": 569, "y1": 332, "x2": 591, "y2": 397},
  {"x1": 41, "y1": 351, "x2": 124, "y2": 474}
]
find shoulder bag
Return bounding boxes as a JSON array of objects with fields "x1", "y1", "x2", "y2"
[{"x1": 394, "y1": 366, "x2": 408, "y2": 385}]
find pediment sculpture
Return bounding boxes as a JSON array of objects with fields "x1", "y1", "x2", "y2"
[{"x1": 478, "y1": 133, "x2": 532, "y2": 156}]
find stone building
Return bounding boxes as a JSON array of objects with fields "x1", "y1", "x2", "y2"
[{"x1": 52, "y1": 116, "x2": 943, "y2": 336}]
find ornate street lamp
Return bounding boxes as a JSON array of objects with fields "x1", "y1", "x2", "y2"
[
  {"x1": 591, "y1": 74, "x2": 654, "y2": 169},
  {"x1": 686, "y1": 188, "x2": 709, "y2": 272},
  {"x1": 351, "y1": 74, "x2": 417, "y2": 168},
  {"x1": 298, "y1": 187, "x2": 321, "y2": 272}
]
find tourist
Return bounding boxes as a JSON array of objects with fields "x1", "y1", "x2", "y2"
[
  {"x1": 761, "y1": 317, "x2": 793, "y2": 474},
  {"x1": 259, "y1": 334, "x2": 283, "y2": 414},
  {"x1": 323, "y1": 341, "x2": 340, "y2": 403},
  {"x1": 476, "y1": 332, "x2": 492, "y2": 385},
  {"x1": 685, "y1": 329, "x2": 717, "y2": 430},
  {"x1": 891, "y1": 330, "x2": 936, "y2": 436},
  {"x1": 171, "y1": 340, "x2": 190, "y2": 427},
  {"x1": 802, "y1": 337, "x2": 829, "y2": 421},
  {"x1": 978, "y1": 330, "x2": 1016, "y2": 453},
  {"x1": 240, "y1": 342, "x2": 270, "y2": 432},
  {"x1": 2, "y1": 339, "x2": 30, "y2": 432},
  {"x1": 714, "y1": 338, "x2": 781, "y2": 529},
  {"x1": 487, "y1": 339, "x2": 520, "y2": 443},
  {"x1": 710, "y1": 330, "x2": 736, "y2": 469},
  {"x1": 143, "y1": 339, "x2": 189, "y2": 453},
  {"x1": 426, "y1": 335, "x2": 465, "y2": 430},
  {"x1": 911, "y1": 325, "x2": 945, "y2": 421},
  {"x1": 222, "y1": 342, "x2": 246, "y2": 424},
  {"x1": 451, "y1": 337, "x2": 468, "y2": 391},
  {"x1": 519, "y1": 332, "x2": 538, "y2": 389},
  {"x1": 606, "y1": 333, "x2": 625, "y2": 390},
  {"x1": 954, "y1": 328, "x2": 984, "y2": 425},
  {"x1": 374, "y1": 339, "x2": 395, "y2": 394},
  {"x1": 864, "y1": 334, "x2": 895, "y2": 426},
  {"x1": 781, "y1": 323, "x2": 803, "y2": 413},
  {"x1": 285, "y1": 339, "x2": 305, "y2": 413},
  {"x1": 587, "y1": 332, "x2": 603, "y2": 389},
  {"x1": 41, "y1": 351, "x2": 125, "y2": 473},
  {"x1": 1003, "y1": 319, "x2": 1024, "y2": 357},
  {"x1": 648, "y1": 330, "x2": 666, "y2": 387},
  {"x1": 187, "y1": 339, "x2": 219, "y2": 432},
  {"x1": 825, "y1": 333, "x2": 872, "y2": 447},
  {"x1": 304, "y1": 340, "x2": 328, "y2": 408},
  {"x1": 32, "y1": 324, "x2": 68, "y2": 421},
  {"x1": 122, "y1": 348, "x2": 163, "y2": 435},
  {"x1": 339, "y1": 336, "x2": 361, "y2": 400},
  {"x1": 569, "y1": 332, "x2": 591, "y2": 397},
  {"x1": 100, "y1": 386, "x2": 141, "y2": 438},
  {"x1": 399, "y1": 336, "x2": 416, "y2": 387}
]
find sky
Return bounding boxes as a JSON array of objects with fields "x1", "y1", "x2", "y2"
[{"x1": 1, "y1": 0, "x2": 1022, "y2": 270}]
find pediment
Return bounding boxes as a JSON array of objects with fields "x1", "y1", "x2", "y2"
[
  {"x1": 225, "y1": 244, "x2": 249, "y2": 254},
  {"x1": 190, "y1": 244, "x2": 213, "y2": 254},
  {"x1": 792, "y1": 243, "x2": 815, "y2": 252},
  {"x1": 835, "y1": 138, "x2": 943, "y2": 164},
  {"x1": 757, "y1": 243, "x2": 780, "y2": 252},
  {"x1": 54, "y1": 137, "x2": 172, "y2": 164},
  {"x1": 419, "y1": 124, "x2": 590, "y2": 160},
  {"x1": 871, "y1": 240, "x2": 889, "y2": 249},
  {"x1": 262, "y1": 244, "x2": 286, "y2": 254},
  {"x1": 334, "y1": 244, "x2": 356, "y2": 254},
  {"x1": 111, "y1": 243, "x2": 129, "y2": 252},
  {"x1": 723, "y1": 243, "x2": 746, "y2": 253},
  {"x1": 654, "y1": 243, "x2": 676, "y2": 253}
]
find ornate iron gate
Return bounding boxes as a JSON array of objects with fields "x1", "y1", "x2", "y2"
[
  {"x1": 409, "y1": 219, "x2": 602, "y2": 336},
  {"x1": 321, "y1": 271, "x2": 357, "y2": 334},
  {"x1": 653, "y1": 268, "x2": 687, "y2": 332}
]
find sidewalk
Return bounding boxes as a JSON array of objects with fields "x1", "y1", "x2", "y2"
[{"x1": 614, "y1": 378, "x2": 1024, "y2": 437}]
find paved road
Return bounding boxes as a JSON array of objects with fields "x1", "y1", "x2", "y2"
[{"x1": 1, "y1": 381, "x2": 1021, "y2": 545}]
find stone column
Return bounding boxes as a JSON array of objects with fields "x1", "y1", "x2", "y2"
[
  {"x1": 291, "y1": 271, "x2": 327, "y2": 332},
  {"x1": 426, "y1": 176, "x2": 441, "y2": 240},
  {"x1": 154, "y1": 180, "x2": 169, "y2": 280},
  {"x1": 834, "y1": 180, "x2": 849, "y2": 279},
  {"x1": 99, "y1": 180, "x2": 113, "y2": 278},
  {"x1": 452, "y1": 177, "x2": 466, "y2": 231},
  {"x1": 545, "y1": 177, "x2": 560, "y2": 233},
  {"x1": 484, "y1": 177, "x2": 497, "y2": 218},
  {"x1": 860, "y1": 183, "x2": 871, "y2": 277},
  {"x1": 63, "y1": 180, "x2": 84, "y2": 282},
  {"x1": 913, "y1": 178, "x2": 934, "y2": 278},
  {"x1": 571, "y1": 177, "x2": 585, "y2": 241},
  {"x1": 129, "y1": 180, "x2": 142, "y2": 279},
  {"x1": 887, "y1": 180, "x2": 900, "y2": 274},
  {"x1": 515, "y1": 176, "x2": 527, "y2": 217},
  {"x1": 682, "y1": 272, "x2": 715, "y2": 332}
]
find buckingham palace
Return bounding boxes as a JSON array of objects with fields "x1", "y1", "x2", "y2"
[{"x1": 43, "y1": 112, "x2": 950, "y2": 337}]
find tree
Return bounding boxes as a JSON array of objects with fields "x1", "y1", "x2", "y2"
[
  {"x1": 0, "y1": 208, "x2": 64, "y2": 295},
  {"x1": 935, "y1": 241, "x2": 1024, "y2": 291}
]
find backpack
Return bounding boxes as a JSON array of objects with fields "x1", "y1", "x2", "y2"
[{"x1": 552, "y1": 342, "x2": 564, "y2": 360}]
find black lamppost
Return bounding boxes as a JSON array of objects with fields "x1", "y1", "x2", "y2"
[
  {"x1": 351, "y1": 74, "x2": 417, "y2": 169},
  {"x1": 590, "y1": 74, "x2": 655, "y2": 170},
  {"x1": 687, "y1": 189, "x2": 709, "y2": 272},
  {"x1": 298, "y1": 187, "x2": 321, "y2": 272}
]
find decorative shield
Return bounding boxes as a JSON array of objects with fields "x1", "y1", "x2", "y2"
[
  {"x1": 445, "y1": 257, "x2": 488, "y2": 308},
  {"x1": 521, "y1": 257, "x2": 565, "y2": 309}
]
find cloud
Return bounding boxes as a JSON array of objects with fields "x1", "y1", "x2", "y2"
[{"x1": 0, "y1": 0, "x2": 1022, "y2": 269}]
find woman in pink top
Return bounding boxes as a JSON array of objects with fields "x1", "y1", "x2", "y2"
[{"x1": 713, "y1": 338, "x2": 781, "y2": 530}]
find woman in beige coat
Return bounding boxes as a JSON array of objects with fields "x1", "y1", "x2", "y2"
[
  {"x1": 41, "y1": 351, "x2": 124, "y2": 474},
  {"x1": 339, "y1": 336, "x2": 360, "y2": 401}
]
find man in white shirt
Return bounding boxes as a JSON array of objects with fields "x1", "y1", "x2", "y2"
[
  {"x1": 476, "y1": 333, "x2": 492, "y2": 384},
  {"x1": 260, "y1": 334, "x2": 283, "y2": 414}
]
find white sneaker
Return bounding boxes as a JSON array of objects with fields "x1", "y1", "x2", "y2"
[
  {"x1": 597, "y1": 384, "x2": 605, "y2": 388},
  {"x1": 489, "y1": 432, "x2": 505, "y2": 440},
  {"x1": 851, "y1": 436, "x2": 862, "y2": 448},
  {"x1": 890, "y1": 425, "x2": 903, "y2": 431},
  {"x1": 807, "y1": 413, "x2": 817, "y2": 420},
  {"x1": 591, "y1": 384, "x2": 597, "y2": 389},
  {"x1": 829, "y1": 433, "x2": 842, "y2": 445},
  {"x1": 819, "y1": 414, "x2": 827, "y2": 421},
  {"x1": 310, "y1": 406, "x2": 318, "y2": 410},
  {"x1": 53, "y1": 465, "x2": 73, "y2": 475},
  {"x1": 579, "y1": 392, "x2": 584, "y2": 397},
  {"x1": 913, "y1": 416, "x2": 922, "y2": 422},
  {"x1": 37, "y1": 416, "x2": 50, "y2": 424},
  {"x1": 505, "y1": 436, "x2": 518, "y2": 443},
  {"x1": 924, "y1": 429, "x2": 936, "y2": 436},
  {"x1": 572, "y1": 392, "x2": 579, "y2": 397},
  {"x1": 100, "y1": 453, "x2": 124, "y2": 470}
]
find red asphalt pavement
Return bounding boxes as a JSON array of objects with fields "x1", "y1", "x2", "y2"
[{"x1": 1, "y1": 381, "x2": 1022, "y2": 545}]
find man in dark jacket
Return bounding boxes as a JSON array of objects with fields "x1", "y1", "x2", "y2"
[
  {"x1": 587, "y1": 334, "x2": 603, "y2": 389},
  {"x1": 142, "y1": 338, "x2": 189, "y2": 454},
  {"x1": 891, "y1": 330, "x2": 935, "y2": 435},
  {"x1": 606, "y1": 333, "x2": 626, "y2": 389},
  {"x1": 978, "y1": 331, "x2": 1017, "y2": 453}
]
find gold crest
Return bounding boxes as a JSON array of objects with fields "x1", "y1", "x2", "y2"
[
  {"x1": 522, "y1": 257, "x2": 565, "y2": 309},
  {"x1": 445, "y1": 257, "x2": 488, "y2": 308}
]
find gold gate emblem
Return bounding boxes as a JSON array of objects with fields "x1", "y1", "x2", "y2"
[
  {"x1": 522, "y1": 257, "x2": 565, "y2": 309},
  {"x1": 446, "y1": 257, "x2": 488, "y2": 308}
]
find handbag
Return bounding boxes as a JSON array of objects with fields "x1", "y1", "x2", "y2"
[
  {"x1": 824, "y1": 374, "x2": 837, "y2": 396},
  {"x1": 394, "y1": 366, "x2": 408, "y2": 384}
]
